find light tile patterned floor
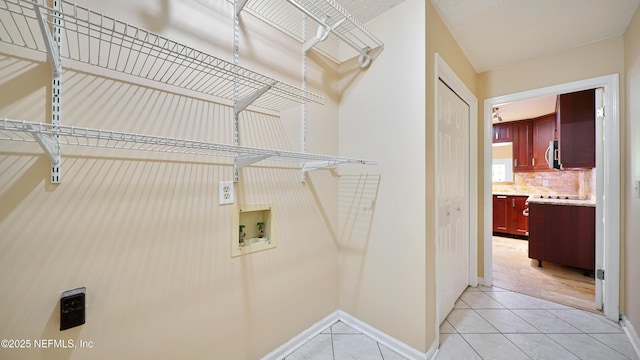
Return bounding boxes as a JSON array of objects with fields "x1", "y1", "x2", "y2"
[
  {"x1": 285, "y1": 321, "x2": 409, "y2": 360},
  {"x1": 438, "y1": 286, "x2": 639, "y2": 360},
  {"x1": 285, "y1": 286, "x2": 639, "y2": 360}
]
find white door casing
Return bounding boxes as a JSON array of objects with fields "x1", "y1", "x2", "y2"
[
  {"x1": 434, "y1": 54, "x2": 479, "y2": 335},
  {"x1": 595, "y1": 87, "x2": 604, "y2": 310},
  {"x1": 436, "y1": 78, "x2": 470, "y2": 324}
]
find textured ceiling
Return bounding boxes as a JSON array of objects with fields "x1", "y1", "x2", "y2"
[
  {"x1": 340, "y1": 0, "x2": 406, "y2": 23},
  {"x1": 492, "y1": 95, "x2": 557, "y2": 123},
  {"x1": 431, "y1": 0, "x2": 640, "y2": 72}
]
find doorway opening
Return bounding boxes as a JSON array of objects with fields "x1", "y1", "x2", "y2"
[
  {"x1": 483, "y1": 74, "x2": 620, "y2": 322},
  {"x1": 490, "y1": 90, "x2": 598, "y2": 312}
]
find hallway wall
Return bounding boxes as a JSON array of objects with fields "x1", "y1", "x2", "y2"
[
  {"x1": 337, "y1": 0, "x2": 427, "y2": 352},
  {"x1": 623, "y1": 4, "x2": 640, "y2": 337}
]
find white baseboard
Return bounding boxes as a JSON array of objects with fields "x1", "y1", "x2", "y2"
[
  {"x1": 260, "y1": 310, "x2": 434, "y2": 360},
  {"x1": 260, "y1": 311, "x2": 339, "y2": 360},
  {"x1": 337, "y1": 310, "x2": 432, "y2": 360},
  {"x1": 621, "y1": 315, "x2": 640, "y2": 359}
]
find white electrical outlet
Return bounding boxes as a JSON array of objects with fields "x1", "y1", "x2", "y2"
[{"x1": 219, "y1": 181, "x2": 234, "y2": 205}]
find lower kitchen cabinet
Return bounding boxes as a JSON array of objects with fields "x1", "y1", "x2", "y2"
[
  {"x1": 528, "y1": 203, "x2": 595, "y2": 271},
  {"x1": 493, "y1": 195, "x2": 529, "y2": 237}
]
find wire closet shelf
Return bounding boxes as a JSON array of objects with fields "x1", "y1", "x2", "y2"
[
  {"x1": 0, "y1": 118, "x2": 375, "y2": 168},
  {"x1": 0, "y1": 0, "x2": 324, "y2": 112},
  {"x1": 234, "y1": 0, "x2": 383, "y2": 65}
]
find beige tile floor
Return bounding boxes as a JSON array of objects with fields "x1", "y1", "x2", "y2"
[
  {"x1": 437, "y1": 286, "x2": 638, "y2": 360},
  {"x1": 284, "y1": 321, "x2": 409, "y2": 360},
  {"x1": 285, "y1": 286, "x2": 639, "y2": 360}
]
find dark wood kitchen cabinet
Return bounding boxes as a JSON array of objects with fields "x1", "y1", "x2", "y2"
[
  {"x1": 557, "y1": 89, "x2": 596, "y2": 168},
  {"x1": 511, "y1": 114, "x2": 556, "y2": 172},
  {"x1": 528, "y1": 203, "x2": 595, "y2": 271},
  {"x1": 532, "y1": 114, "x2": 556, "y2": 170},
  {"x1": 492, "y1": 123, "x2": 513, "y2": 143},
  {"x1": 493, "y1": 195, "x2": 529, "y2": 237},
  {"x1": 512, "y1": 121, "x2": 533, "y2": 171}
]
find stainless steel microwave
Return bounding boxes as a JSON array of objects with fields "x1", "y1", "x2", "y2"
[{"x1": 545, "y1": 139, "x2": 561, "y2": 170}]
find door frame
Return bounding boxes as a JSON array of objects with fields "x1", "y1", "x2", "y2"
[
  {"x1": 434, "y1": 53, "x2": 478, "y2": 328},
  {"x1": 482, "y1": 74, "x2": 620, "y2": 322}
]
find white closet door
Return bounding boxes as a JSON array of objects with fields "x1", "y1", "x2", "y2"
[{"x1": 437, "y1": 79, "x2": 470, "y2": 324}]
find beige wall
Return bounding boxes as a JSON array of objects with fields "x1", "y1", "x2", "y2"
[
  {"x1": 624, "y1": 5, "x2": 640, "y2": 334},
  {"x1": 337, "y1": 0, "x2": 427, "y2": 351},
  {"x1": 476, "y1": 36, "x2": 626, "y2": 282},
  {"x1": 0, "y1": 1, "x2": 341, "y2": 359}
]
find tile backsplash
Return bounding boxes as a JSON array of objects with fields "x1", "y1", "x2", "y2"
[{"x1": 493, "y1": 169, "x2": 595, "y2": 199}]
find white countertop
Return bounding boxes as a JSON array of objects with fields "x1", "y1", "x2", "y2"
[{"x1": 526, "y1": 196, "x2": 596, "y2": 207}]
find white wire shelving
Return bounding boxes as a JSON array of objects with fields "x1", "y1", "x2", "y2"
[
  {"x1": 0, "y1": 118, "x2": 375, "y2": 172},
  {"x1": 0, "y1": 0, "x2": 324, "y2": 112},
  {"x1": 234, "y1": 0, "x2": 383, "y2": 67},
  {"x1": 0, "y1": 0, "x2": 377, "y2": 181}
]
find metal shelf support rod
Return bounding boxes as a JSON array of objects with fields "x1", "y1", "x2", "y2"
[{"x1": 284, "y1": 0, "x2": 369, "y2": 56}]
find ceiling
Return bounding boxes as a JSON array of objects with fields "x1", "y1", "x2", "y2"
[
  {"x1": 342, "y1": 1, "x2": 638, "y2": 120},
  {"x1": 339, "y1": 0, "x2": 406, "y2": 23},
  {"x1": 492, "y1": 95, "x2": 556, "y2": 123},
  {"x1": 431, "y1": 0, "x2": 640, "y2": 73}
]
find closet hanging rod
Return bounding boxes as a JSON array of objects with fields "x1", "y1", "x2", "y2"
[
  {"x1": 233, "y1": 0, "x2": 383, "y2": 65},
  {"x1": 284, "y1": 0, "x2": 365, "y2": 55}
]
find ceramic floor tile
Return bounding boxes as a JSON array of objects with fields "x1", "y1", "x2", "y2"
[
  {"x1": 333, "y1": 334, "x2": 383, "y2": 360},
  {"x1": 439, "y1": 320, "x2": 456, "y2": 334},
  {"x1": 446, "y1": 309, "x2": 499, "y2": 333},
  {"x1": 511, "y1": 309, "x2": 581, "y2": 333},
  {"x1": 436, "y1": 333, "x2": 481, "y2": 360},
  {"x1": 589, "y1": 333, "x2": 640, "y2": 360},
  {"x1": 505, "y1": 333, "x2": 580, "y2": 360},
  {"x1": 331, "y1": 321, "x2": 361, "y2": 334},
  {"x1": 464, "y1": 286, "x2": 482, "y2": 292},
  {"x1": 475, "y1": 309, "x2": 540, "y2": 333},
  {"x1": 486, "y1": 290, "x2": 543, "y2": 309},
  {"x1": 460, "y1": 291, "x2": 505, "y2": 309},
  {"x1": 547, "y1": 309, "x2": 623, "y2": 333},
  {"x1": 461, "y1": 333, "x2": 530, "y2": 360},
  {"x1": 285, "y1": 334, "x2": 334, "y2": 360},
  {"x1": 547, "y1": 333, "x2": 630, "y2": 360},
  {"x1": 454, "y1": 299, "x2": 470, "y2": 309},
  {"x1": 518, "y1": 293, "x2": 574, "y2": 310},
  {"x1": 378, "y1": 344, "x2": 410, "y2": 360},
  {"x1": 478, "y1": 285, "x2": 509, "y2": 292}
]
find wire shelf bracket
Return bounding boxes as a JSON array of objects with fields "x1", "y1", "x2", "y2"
[
  {"x1": 236, "y1": 154, "x2": 271, "y2": 169},
  {"x1": 24, "y1": 122, "x2": 60, "y2": 165},
  {"x1": 302, "y1": 160, "x2": 337, "y2": 174},
  {"x1": 235, "y1": 82, "x2": 276, "y2": 115},
  {"x1": 33, "y1": 1, "x2": 61, "y2": 76}
]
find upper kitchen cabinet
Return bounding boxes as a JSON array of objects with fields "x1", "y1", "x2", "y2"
[
  {"x1": 557, "y1": 89, "x2": 596, "y2": 168},
  {"x1": 492, "y1": 122, "x2": 513, "y2": 143},
  {"x1": 532, "y1": 113, "x2": 556, "y2": 170},
  {"x1": 513, "y1": 120, "x2": 533, "y2": 171}
]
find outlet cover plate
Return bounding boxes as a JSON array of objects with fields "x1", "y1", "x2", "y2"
[{"x1": 219, "y1": 181, "x2": 234, "y2": 205}]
